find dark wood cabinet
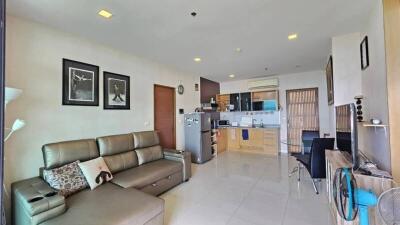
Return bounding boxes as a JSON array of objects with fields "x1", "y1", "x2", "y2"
[
  {"x1": 230, "y1": 93, "x2": 240, "y2": 111},
  {"x1": 240, "y1": 92, "x2": 252, "y2": 111}
]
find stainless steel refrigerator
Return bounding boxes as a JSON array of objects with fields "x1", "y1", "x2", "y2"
[{"x1": 184, "y1": 113, "x2": 213, "y2": 164}]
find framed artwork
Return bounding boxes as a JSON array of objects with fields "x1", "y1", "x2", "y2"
[
  {"x1": 326, "y1": 56, "x2": 334, "y2": 105},
  {"x1": 62, "y1": 59, "x2": 99, "y2": 106},
  {"x1": 103, "y1": 71, "x2": 130, "y2": 110},
  {"x1": 360, "y1": 36, "x2": 369, "y2": 70}
]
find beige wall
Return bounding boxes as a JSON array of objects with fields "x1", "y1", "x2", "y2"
[
  {"x1": 330, "y1": 1, "x2": 391, "y2": 172},
  {"x1": 359, "y1": 0, "x2": 391, "y2": 172},
  {"x1": 4, "y1": 15, "x2": 200, "y2": 198}
]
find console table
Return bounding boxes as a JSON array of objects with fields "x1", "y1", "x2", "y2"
[{"x1": 325, "y1": 150, "x2": 393, "y2": 225}]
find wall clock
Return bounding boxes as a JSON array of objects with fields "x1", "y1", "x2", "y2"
[{"x1": 177, "y1": 84, "x2": 184, "y2": 95}]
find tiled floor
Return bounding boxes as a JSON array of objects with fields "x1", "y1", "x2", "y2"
[{"x1": 160, "y1": 151, "x2": 334, "y2": 225}]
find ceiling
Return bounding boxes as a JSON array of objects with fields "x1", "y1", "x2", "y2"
[{"x1": 7, "y1": 0, "x2": 376, "y2": 82}]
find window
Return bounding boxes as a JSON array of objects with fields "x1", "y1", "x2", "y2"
[{"x1": 286, "y1": 88, "x2": 319, "y2": 153}]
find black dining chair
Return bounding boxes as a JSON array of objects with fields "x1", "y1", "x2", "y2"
[
  {"x1": 289, "y1": 130, "x2": 320, "y2": 179},
  {"x1": 295, "y1": 138, "x2": 335, "y2": 194}
]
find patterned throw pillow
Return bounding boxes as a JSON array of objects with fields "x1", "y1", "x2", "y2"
[
  {"x1": 43, "y1": 160, "x2": 88, "y2": 197},
  {"x1": 78, "y1": 157, "x2": 113, "y2": 190}
]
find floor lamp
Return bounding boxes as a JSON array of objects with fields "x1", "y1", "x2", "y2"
[{"x1": 3, "y1": 87, "x2": 25, "y2": 225}]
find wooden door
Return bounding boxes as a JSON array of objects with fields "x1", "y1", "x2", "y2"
[
  {"x1": 384, "y1": 0, "x2": 400, "y2": 182},
  {"x1": 154, "y1": 84, "x2": 176, "y2": 149},
  {"x1": 286, "y1": 88, "x2": 319, "y2": 153}
]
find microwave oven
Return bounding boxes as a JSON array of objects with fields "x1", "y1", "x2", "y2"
[{"x1": 218, "y1": 120, "x2": 230, "y2": 127}]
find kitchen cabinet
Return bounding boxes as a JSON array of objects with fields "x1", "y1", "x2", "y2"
[
  {"x1": 240, "y1": 92, "x2": 252, "y2": 111},
  {"x1": 230, "y1": 93, "x2": 240, "y2": 111},
  {"x1": 252, "y1": 90, "x2": 279, "y2": 111},
  {"x1": 239, "y1": 128, "x2": 264, "y2": 151},
  {"x1": 217, "y1": 128, "x2": 227, "y2": 153},
  {"x1": 216, "y1": 94, "x2": 230, "y2": 112},
  {"x1": 227, "y1": 128, "x2": 241, "y2": 149},
  {"x1": 216, "y1": 90, "x2": 279, "y2": 112},
  {"x1": 223, "y1": 127, "x2": 280, "y2": 155}
]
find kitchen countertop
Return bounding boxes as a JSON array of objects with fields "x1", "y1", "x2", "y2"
[{"x1": 217, "y1": 125, "x2": 280, "y2": 129}]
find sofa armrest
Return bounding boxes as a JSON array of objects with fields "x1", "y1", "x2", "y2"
[
  {"x1": 163, "y1": 149, "x2": 191, "y2": 182},
  {"x1": 12, "y1": 177, "x2": 66, "y2": 225}
]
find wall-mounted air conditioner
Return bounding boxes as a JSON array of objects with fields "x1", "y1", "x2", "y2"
[{"x1": 248, "y1": 78, "x2": 279, "y2": 90}]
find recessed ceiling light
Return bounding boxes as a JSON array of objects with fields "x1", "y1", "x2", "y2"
[
  {"x1": 235, "y1": 48, "x2": 242, "y2": 53},
  {"x1": 193, "y1": 57, "x2": 202, "y2": 62},
  {"x1": 288, "y1": 33, "x2": 298, "y2": 40},
  {"x1": 229, "y1": 74, "x2": 235, "y2": 78},
  {"x1": 98, "y1": 10, "x2": 113, "y2": 19}
]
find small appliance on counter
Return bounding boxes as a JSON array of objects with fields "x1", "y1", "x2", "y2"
[
  {"x1": 184, "y1": 113, "x2": 213, "y2": 164},
  {"x1": 217, "y1": 120, "x2": 230, "y2": 127}
]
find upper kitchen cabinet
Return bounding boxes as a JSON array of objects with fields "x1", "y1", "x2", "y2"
[
  {"x1": 216, "y1": 90, "x2": 280, "y2": 112},
  {"x1": 230, "y1": 93, "x2": 240, "y2": 111},
  {"x1": 216, "y1": 94, "x2": 230, "y2": 112},
  {"x1": 240, "y1": 92, "x2": 252, "y2": 111},
  {"x1": 251, "y1": 90, "x2": 279, "y2": 111}
]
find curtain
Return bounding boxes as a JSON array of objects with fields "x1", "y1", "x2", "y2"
[{"x1": 286, "y1": 88, "x2": 319, "y2": 153}]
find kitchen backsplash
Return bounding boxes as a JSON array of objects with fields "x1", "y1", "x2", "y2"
[{"x1": 220, "y1": 111, "x2": 280, "y2": 125}]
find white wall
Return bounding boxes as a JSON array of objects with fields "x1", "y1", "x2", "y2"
[
  {"x1": 220, "y1": 70, "x2": 330, "y2": 153},
  {"x1": 330, "y1": 1, "x2": 391, "y2": 172},
  {"x1": 4, "y1": 15, "x2": 200, "y2": 195},
  {"x1": 359, "y1": 1, "x2": 391, "y2": 172},
  {"x1": 332, "y1": 33, "x2": 363, "y2": 105}
]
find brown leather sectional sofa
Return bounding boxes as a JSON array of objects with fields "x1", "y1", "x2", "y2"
[{"x1": 11, "y1": 131, "x2": 191, "y2": 225}]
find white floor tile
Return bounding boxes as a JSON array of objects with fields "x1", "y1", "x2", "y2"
[{"x1": 161, "y1": 151, "x2": 332, "y2": 225}]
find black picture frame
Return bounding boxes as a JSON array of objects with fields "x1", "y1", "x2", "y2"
[
  {"x1": 103, "y1": 71, "x2": 130, "y2": 110},
  {"x1": 62, "y1": 59, "x2": 99, "y2": 106},
  {"x1": 326, "y1": 56, "x2": 334, "y2": 105},
  {"x1": 360, "y1": 36, "x2": 370, "y2": 70}
]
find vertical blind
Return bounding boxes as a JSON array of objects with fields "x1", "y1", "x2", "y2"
[{"x1": 286, "y1": 88, "x2": 319, "y2": 153}]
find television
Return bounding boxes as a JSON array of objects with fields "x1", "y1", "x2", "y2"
[{"x1": 335, "y1": 103, "x2": 359, "y2": 169}]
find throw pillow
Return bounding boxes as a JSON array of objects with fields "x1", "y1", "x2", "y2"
[
  {"x1": 43, "y1": 160, "x2": 88, "y2": 197},
  {"x1": 78, "y1": 157, "x2": 113, "y2": 190}
]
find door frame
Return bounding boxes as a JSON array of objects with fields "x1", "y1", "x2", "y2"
[
  {"x1": 154, "y1": 84, "x2": 176, "y2": 148},
  {"x1": 0, "y1": 0, "x2": 6, "y2": 216},
  {"x1": 285, "y1": 87, "x2": 320, "y2": 152}
]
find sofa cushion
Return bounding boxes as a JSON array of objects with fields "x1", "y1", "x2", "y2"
[
  {"x1": 133, "y1": 131, "x2": 160, "y2": 149},
  {"x1": 42, "y1": 139, "x2": 99, "y2": 169},
  {"x1": 41, "y1": 183, "x2": 164, "y2": 225},
  {"x1": 43, "y1": 161, "x2": 88, "y2": 197},
  {"x1": 12, "y1": 177, "x2": 65, "y2": 217},
  {"x1": 79, "y1": 157, "x2": 113, "y2": 190},
  {"x1": 111, "y1": 159, "x2": 182, "y2": 189},
  {"x1": 136, "y1": 145, "x2": 163, "y2": 165},
  {"x1": 96, "y1": 134, "x2": 135, "y2": 156},
  {"x1": 103, "y1": 151, "x2": 138, "y2": 174}
]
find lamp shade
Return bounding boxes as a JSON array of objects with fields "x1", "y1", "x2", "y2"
[
  {"x1": 5, "y1": 87, "x2": 22, "y2": 105},
  {"x1": 11, "y1": 119, "x2": 25, "y2": 131}
]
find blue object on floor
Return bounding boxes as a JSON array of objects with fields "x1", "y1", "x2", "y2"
[{"x1": 242, "y1": 129, "x2": 249, "y2": 140}]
